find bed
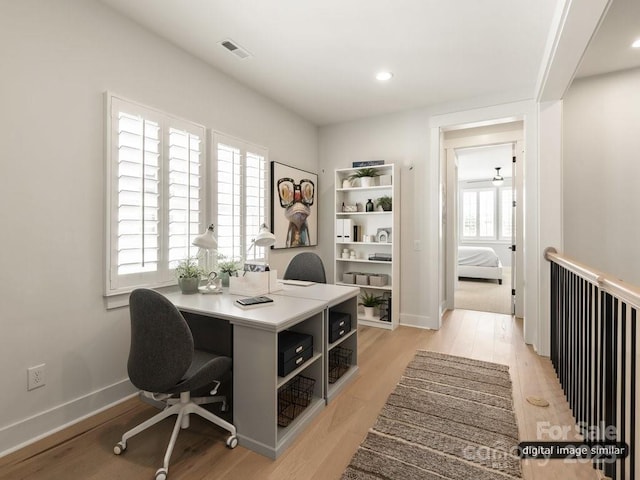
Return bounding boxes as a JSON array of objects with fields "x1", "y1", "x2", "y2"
[{"x1": 458, "y1": 246, "x2": 503, "y2": 284}]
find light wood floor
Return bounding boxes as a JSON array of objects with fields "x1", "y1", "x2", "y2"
[{"x1": 0, "y1": 310, "x2": 600, "y2": 480}]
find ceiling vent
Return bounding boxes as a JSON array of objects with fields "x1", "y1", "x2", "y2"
[{"x1": 219, "y1": 39, "x2": 252, "y2": 60}]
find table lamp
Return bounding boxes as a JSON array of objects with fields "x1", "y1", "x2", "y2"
[
  {"x1": 244, "y1": 224, "x2": 276, "y2": 273},
  {"x1": 250, "y1": 223, "x2": 276, "y2": 250},
  {"x1": 192, "y1": 224, "x2": 220, "y2": 294}
]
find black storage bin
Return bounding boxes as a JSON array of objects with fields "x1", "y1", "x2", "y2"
[
  {"x1": 328, "y1": 346, "x2": 352, "y2": 383},
  {"x1": 328, "y1": 311, "x2": 351, "y2": 343},
  {"x1": 278, "y1": 330, "x2": 313, "y2": 377},
  {"x1": 277, "y1": 375, "x2": 316, "y2": 427}
]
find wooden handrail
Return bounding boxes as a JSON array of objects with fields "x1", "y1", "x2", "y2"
[{"x1": 545, "y1": 247, "x2": 640, "y2": 310}]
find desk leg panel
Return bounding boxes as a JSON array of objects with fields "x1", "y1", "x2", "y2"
[{"x1": 233, "y1": 325, "x2": 277, "y2": 455}]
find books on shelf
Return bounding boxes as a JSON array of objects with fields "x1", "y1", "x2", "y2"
[
  {"x1": 352, "y1": 160, "x2": 384, "y2": 167},
  {"x1": 368, "y1": 253, "x2": 392, "y2": 261},
  {"x1": 353, "y1": 224, "x2": 362, "y2": 242}
]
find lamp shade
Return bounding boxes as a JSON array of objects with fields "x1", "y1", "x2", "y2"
[
  {"x1": 254, "y1": 224, "x2": 276, "y2": 248},
  {"x1": 492, "y1": 167, "x2": 504, "y2": 187},
  {"x1": 192, "y1": 224, "x2": 218, "y2": 250}
]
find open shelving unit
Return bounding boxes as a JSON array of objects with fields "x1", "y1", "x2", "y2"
[
  {"x1": 334, "y1": 164, "x2": 399, "y2": 330},
  {"x1": 324, "y1": 294, "x2": 358, "y2": 402}
]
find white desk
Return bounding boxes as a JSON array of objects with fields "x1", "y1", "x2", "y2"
[
  {"x1": 163, "y1": 283, "x2": 359, "y2": 459},
  {"x1": 272, "y1": 282, "x2": 360, "y2": 402},
  {"x1": 163, "y1": 290, "x2": 326, "y2": 332},
  {"x1": 273, "y1": 281, "x2": 360, "y2": 307}
]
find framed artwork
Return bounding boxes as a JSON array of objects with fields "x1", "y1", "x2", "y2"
[{"x1": 271, "y1": 161, "x2": 318, "y2": 249}]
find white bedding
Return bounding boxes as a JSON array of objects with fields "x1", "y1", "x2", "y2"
[
  {"x1": 458, "y1": 246, "x2": 503, "y2": 284},
  {"x1": 458, "y1": 246, "x2": 500, "y2": 267}
]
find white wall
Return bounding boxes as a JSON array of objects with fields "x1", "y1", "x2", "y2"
[
  {"x1": 318, "y1": 109, "x2": 432, "y2": 328},
  {"x1": 563, "y1": 68, "x2": 640, "y2": 285},
  {"x1": 0, "y1": 0, "x2": 317, "y2": 455}
]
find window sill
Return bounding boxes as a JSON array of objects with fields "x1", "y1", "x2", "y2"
[{"x1": 104, "y1": 285, "x2": 180, "y2": 310}]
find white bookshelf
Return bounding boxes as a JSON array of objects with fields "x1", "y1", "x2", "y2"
[{"x1": 334, "y1": 164, "x2": 399, "y2": 330}]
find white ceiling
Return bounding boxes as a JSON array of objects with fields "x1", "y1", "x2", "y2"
[
  {"x1": 456, "y1": 144, "x2": 513, "y2": 182},
  {"x1": 575, "y1": 0, "x2": 640, "y2": 78},
  {"x1": 98, "y1": 0, "x2": 640, "y2": 126},
  {"x1": 98, "y1": 0, "x2": 559, "y2": 126}
]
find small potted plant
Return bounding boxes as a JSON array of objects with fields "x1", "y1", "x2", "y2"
[
  {"x1": 217, "y1": 255, "x2": 243, "y2": 287},
  {"x1": 175, "y1": 257, "x2": 205, "y2": 294},
  {"x1": 359, "y1": 291, "x2": 385, "y2": 318},
  {"x1": 375, "y1": 195, "x2": 392, "y2": 211},
  {"x1": 348, "y1": 167, "x2": 380, "y2": 188}
]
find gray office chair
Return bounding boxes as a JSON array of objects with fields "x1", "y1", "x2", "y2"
[
  {"x1": 114, "y1": 289, "x2": 237, "y2": 480},
  {"x1": 283, "y1": 252, "x2": 327, "y2": 283}
]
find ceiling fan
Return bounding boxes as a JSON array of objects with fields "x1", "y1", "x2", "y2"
[{"x1": 462, "y1": 167, "x2": 505, "y2": 185}]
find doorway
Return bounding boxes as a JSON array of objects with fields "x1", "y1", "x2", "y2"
[
  {"x1": 442, "y1": 120, "x2": 524, "y2": 317},
  {"x1": 453, "y1": 143, "x2": 514, "y2": 315}
]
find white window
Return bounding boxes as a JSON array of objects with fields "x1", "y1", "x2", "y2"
[
  {"x1": 462, "y1": 188, "x2": 496, "y2": 239},
  {"x1": 461, "y1": 185, "x2": 513, "y2": 241},
  {"x1": 212, "y1": 132, "x2": 268, "y2": 263},
  {"x1": 105, "y1": 94, "x2": 205, "y2": 295}
]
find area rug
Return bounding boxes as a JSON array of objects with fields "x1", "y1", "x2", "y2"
[
  {"x1": 342, "y1": 350, "x2": 521, "y2": 480},
  {"x1": 456, "y1": 267, "x2": 512, "y2": 315}
]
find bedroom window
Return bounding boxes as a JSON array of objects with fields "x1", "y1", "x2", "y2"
[
  {"x1": 461, "y1": 186, "x2": 513, "y2": 241},
  {"x1": 212, "y1": 132, "x2": 268, "y2": 263},
  {"x1": 462, "y1": 188, "x2": 495, "y2": 239},
  {"x1": 105, "y1": 94, "x2": 205, "y2": 296}
]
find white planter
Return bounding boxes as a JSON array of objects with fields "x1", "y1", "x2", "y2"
[
  {"x1": 360, "y1": 176, "x2": 374, "y2": 188},
  {"x1": 363, "y1": 306, "x2": 375, "y2": 317},
  {"x1": 342, "y1": 178, "x2": 352, "y2": 188}
]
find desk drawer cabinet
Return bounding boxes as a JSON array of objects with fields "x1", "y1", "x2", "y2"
[
  {"x1": 278, "y1": 331, "x2": 313, "y2": 377},
  {"x1": 328, "y1": 312, "x2": 351, "y2": 344}
]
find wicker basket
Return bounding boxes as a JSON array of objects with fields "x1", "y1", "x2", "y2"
[
  {"x1": 328, "y1": 347, "x2": 352, "y2": 384},
  {"x1": 277, "y1": 375, "x2": 316, "y2": 427}
]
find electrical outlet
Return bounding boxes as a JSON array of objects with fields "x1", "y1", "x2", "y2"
[{"x1": 27, "y1": 364, "x2": 46, "y2": 391}]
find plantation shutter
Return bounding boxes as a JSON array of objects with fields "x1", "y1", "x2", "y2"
[
  {"x1": 213, "y1": 133, "x2": 267, "y2": 263},
  {"x1": 244, "y1": 151, "x2": 267, "y2": 262},
  {"x1": 168, "y1": 126, "x2": 203, "y2": 267},
  {"x1": 106, "y1": 95, "x2": 205, "y2": 295}
]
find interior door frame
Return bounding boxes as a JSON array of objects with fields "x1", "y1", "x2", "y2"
[{"x1": 443, "y1": 123, "x2": 524, "y2": 317}]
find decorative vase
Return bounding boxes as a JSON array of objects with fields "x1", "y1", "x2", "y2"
[
  {"x1": 220, "y1": 271, "x2": 230, "y2": 287},
  {"x1": 366, "y1": 199, "x2": 374, "y2": 212},
  {"x1": 178, "y1": 277, "x2": 200, "y2": 294},
  {"x1": 360, "y1": 176, "x2": 373, "y2": 188},
  {"x1": 342, "y1": 179, "x2": 352, "y2": 188}
]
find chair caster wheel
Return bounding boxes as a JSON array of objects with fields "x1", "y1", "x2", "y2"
[
  {"x1": 155, "y1": 467, "x2": 168, "y2": 480},
  {"x1": 226, "y1": 435, "x2": 238, "y2": 449},
  {"x1": 113, "y1": 441, "x2": 126, "y2": 455}
]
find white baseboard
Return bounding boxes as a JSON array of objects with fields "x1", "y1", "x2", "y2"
[
  {"x1": 0, "y1": 379, "x2": 137, "y2": 458},
  {"x1": 399, "y1": 313, "x2": 436, "y2": 329}
]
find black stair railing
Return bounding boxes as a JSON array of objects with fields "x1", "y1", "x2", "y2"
[{"x1": 546, "y1": 247, "x2": 637, "y2": 480}]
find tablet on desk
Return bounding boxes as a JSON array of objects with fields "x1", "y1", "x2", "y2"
[
  {"x1": 235, "y1": 296, "x2": 274, "y2": 308},
  {"x1": 280, "y1": 280, "x2": 315, "y2": 286}
]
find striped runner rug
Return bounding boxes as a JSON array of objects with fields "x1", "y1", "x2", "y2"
[{"x1": 342, "y1": 350, "x2": 521, "y2": 480}]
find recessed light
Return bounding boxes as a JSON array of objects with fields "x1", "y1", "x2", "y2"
[
  {"x1": 375, "y1": 71, "x2": 393, "y2": 81},
  {"x1": 632, "y1": 38, "x2": 640, "y2": 48}
]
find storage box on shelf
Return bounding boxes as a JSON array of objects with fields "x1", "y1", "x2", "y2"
[
  {"x1": 273, "y1": 313, "x2": 324, "y2": 449},
  {"x1": 334, "y1": 164, "x2": 399, "y2": 330},
  {"x1": 278, "y1": 331, "x2": 313, "y2": 377},
  {"x1": 324, "y1": 301, "x2": 358, "y2": 402}
]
